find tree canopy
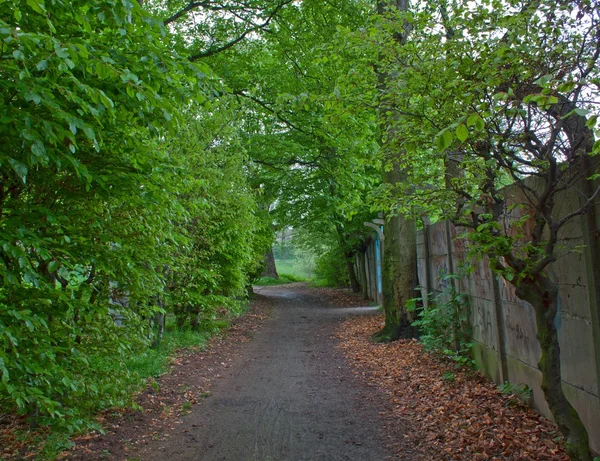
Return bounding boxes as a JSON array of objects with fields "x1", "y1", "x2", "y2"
[{"x1": 0, "y1": 0, "x2": 598, "y2": 458}]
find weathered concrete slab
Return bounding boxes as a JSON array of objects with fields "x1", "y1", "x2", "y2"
[
  {"x1": 558, "y1": 312, "x2": 598, "y2": 395},
  {"x1": 502, "y1": 301, "x2": 541, "y2": 366},
  {"x1": 470, "y1": 297, "x2": 498, "y2": 348},
  {"x1": 563, "y1": 382, "x2": 600, "y2": 454}
]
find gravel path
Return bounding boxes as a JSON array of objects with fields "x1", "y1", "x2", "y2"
[{"x1": 139, "y1": 284, "x2": 394, "y2": 461}]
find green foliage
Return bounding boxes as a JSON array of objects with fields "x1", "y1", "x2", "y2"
[
  {"x1": 211, "y1": 0, "x2": 380, "y2": 286},
  {"x1": 312, "y1": 246, "x2": 350, "y2": 288},
  {"x1": 0, "y1": 0, "x2": 268, "y2": 440},
  {"x1": 162, "y1": 103, "x2": 266, "y2": 330},
  {"x1": 254, "y1": 273, "x2": 305, "y2": 286},
  {"x1": 498, "y1": 382, "x2": 533, "y2": 407},
  {"x1": 411, "y1": 273, "x2": 473, "y2": 366}
]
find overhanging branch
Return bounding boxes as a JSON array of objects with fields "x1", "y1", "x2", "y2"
[{"x1": 181, "y1": 0, "x2": 292, "y2": 61}]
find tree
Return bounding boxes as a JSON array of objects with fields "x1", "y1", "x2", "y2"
[
  {"x1": 163, "y1": 101, "x2": 268, "y2": 330},
  {"x1": 0, "y1": 0, "x2": 271, "y2": 431},
  {"x1": 378, "y1": 0, "x2": 599, "y2": 457},
  {"x1": 371, "y1": 0, "x2": 419, "y2": 341},
  {"x1": 201, "y1": 0, "x2": 381, "y2": 291},
  {"x1": 0, "y1": 0, "x2": 212, "y2": 424}
]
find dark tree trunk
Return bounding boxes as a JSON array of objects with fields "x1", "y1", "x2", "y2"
[
  {"x1": 359, "y1": 250, "x2": 369, "y2": 300},
  {"x1": 261, "y1": 248, "x2": 279, "y2": 279},
  {"x1": 346, "y1": 255, "x2": 360, "y2": 293},
  {"x1": 515, "y1": 277, "x2": 592, "y2": 461},
  {"x1": 150, "y1": 310, "x2": 165, "y2": 348}
]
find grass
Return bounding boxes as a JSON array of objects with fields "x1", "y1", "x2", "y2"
[
  {"x1": 253, "y1": 258, "x2": 315, "y2": 286},
  {"x1": 254, "y1": 273, "x2": 305, "y2": 286},
  {"x1": 125, "y1": 316, "x2": 230, "y2": 379},
  {"x1": 275, "y1": 258, "x2": 313, "y2": 280}
]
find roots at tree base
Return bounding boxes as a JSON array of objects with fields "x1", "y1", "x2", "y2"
[{"x1": 371, "y1": 322, "x2": 413, "y2": 343}]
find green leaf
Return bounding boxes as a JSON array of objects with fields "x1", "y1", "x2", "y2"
[
  {"x1": 31, "y1": 142, "x2": 46, "y2": 158},
  {"x1": 534, "y1": 74, "x2": 553, "y2": 86},
  {"x1": 456, "y1": 123, "x2": 468, "y2": 142},
  {"x1": 573, "y1": 108, "x2": 589, "y2": 117},
  {"x1": 467, "y1": 114, "x2": 484, "y2": 131},
  {"x1": 48, "y1": 261, "x2": 58, "y2": 273},
  {"x1": 26, "y1": 0, "x2": 46, "y2": 13},
  {"x1": 8, "y1": 159, "x2": 28, "y2": 181},
  {"x1": 557, "y1": 81, "x2": 576, "y2": 93},
  {"x1": 436, "y1": 130, "x2": 453, "y2": 151},
  {"x1": 24, "y1": 91, "x2": 42, "y2": 105},
  {"x1": 82, "y1": 126, "x2": 95, "y2": 141},
  {"x1": 36, "y1": 59, "x2": 49, "y2": 71}
]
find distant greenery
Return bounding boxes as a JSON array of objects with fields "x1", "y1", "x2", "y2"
[
  {"x1": 275, "y1": 258, "x2": 314, "y2": 281},
  {"x1": 312, "y1": 247, "x2": 351, "y2": 288},
  {"x1": 254, "y1": 273, "x2": 305, "y2": 286}
]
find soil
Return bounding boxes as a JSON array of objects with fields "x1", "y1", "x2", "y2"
[{"x1": 66, "y1": 283, "x2": 413, "y2": 461}]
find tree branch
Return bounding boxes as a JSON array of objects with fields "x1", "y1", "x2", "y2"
[{"x1": 187, "y1": 0, "x2": 292, "y2": 61}]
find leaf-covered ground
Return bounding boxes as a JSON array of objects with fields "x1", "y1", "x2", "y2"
[{"x1": 335, "y1": 313, "x2": 569, "y2": 460}]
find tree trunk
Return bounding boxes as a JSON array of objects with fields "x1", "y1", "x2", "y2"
[
  {"x1": 372, "y1": 0, "x2": 417, "y2": 342},
  {"x1": 261, "y1": 247, "x2": 278, "y2": 279},
  {"x1": 346, "y1": 255, "x2": 360, "y2": 293},
  {"x1": 359, "y1": 250, "x2": 369, "y2": 300},
  {"x1": 372, "y1": 162, "x2": 418, "y2": 342},
  {"x1": 515, "y1": 277, "x2": 592, "y2": 461}
]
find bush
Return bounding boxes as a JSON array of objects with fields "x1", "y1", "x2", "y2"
[{"x1": 312, "y1": 247, "x2": 349, "y2": 287}]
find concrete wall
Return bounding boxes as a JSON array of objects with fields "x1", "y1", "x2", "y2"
[
  {"x1": 358, "y1": 181, "x2": 600, "y2": 453},
  {"x1": 415, "y1": 193, "x2": 600, "y2": 453}
]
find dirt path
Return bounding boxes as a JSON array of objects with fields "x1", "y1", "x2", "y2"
[{"x1": 134, "y1": 284, "x2": 397, "y2": 461}]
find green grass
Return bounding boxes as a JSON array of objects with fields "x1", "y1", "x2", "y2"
[
  {"x1": 253, "y1": 257, "x2": 315, "y2": 285},
  {"x1": 255, "y1": 273, "x2": 305, "y2": 286},
  {"x1": 275, "y1": 258, "x2": 313, "y2": 280},
  {"x1": 125, "y1": 316, "x2": 230, "y2": 379},
  {"x1": 125, "y1": 331, "x2": 206, "y2": 378}
]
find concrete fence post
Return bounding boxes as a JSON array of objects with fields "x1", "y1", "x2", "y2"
[
  {"x1": 491, "y1": 273, "x2": 509, "y2": 383},
  {"x1": 422, "y1": 217, "x2": 433, "y2": 307}
]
